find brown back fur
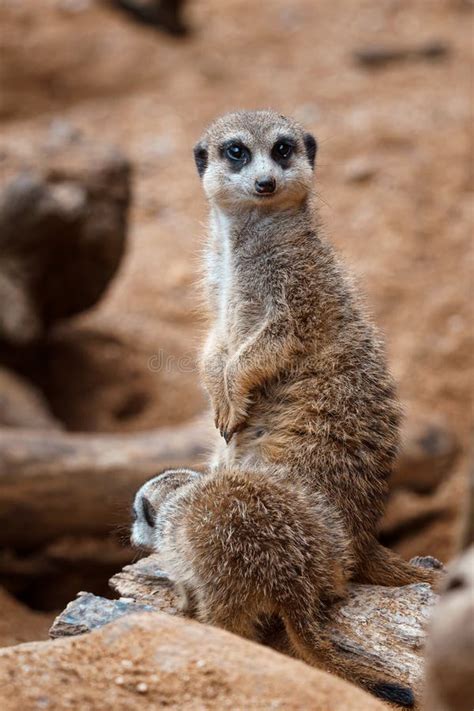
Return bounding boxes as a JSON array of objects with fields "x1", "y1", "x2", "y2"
[{"x1": 134, "y1": 467, "x2": 412, "y2": 700}]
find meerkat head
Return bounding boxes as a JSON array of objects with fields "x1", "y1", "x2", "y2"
[
  {"x1": 131, "y1": 468, "x2": 202, "y2": 549},
  {"x1": 193, "y1": 110, "x2": 317, "y2": 212}
]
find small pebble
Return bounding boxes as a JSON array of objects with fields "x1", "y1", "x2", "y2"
[
  {"x1": 114, "y1": 676, "x2": 125, "y2": 686},
  {"x1": 136, "y1": 682, "x2": 148, "y2": 694},
  {"x1": 121, "y1": 659, "x2": 133, "y2": 669}
]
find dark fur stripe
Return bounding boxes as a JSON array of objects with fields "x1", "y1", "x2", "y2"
[
  {"x1": 371, "y1": 682, "x2": 415, "y2": 708},
  {"x1": 303, "y1": 132, "x2": 317, "y2": 169},
  {"x1": 193, "y1": 143, "x2": 208, "y2": 177}
]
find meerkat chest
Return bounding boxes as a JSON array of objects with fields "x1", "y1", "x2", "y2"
[{"x1": 210, "y1": 212, "x2": 266, "y2": 338}]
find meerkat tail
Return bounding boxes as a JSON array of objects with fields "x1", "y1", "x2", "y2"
[
  {"x1": 356, "y1": 541, "x2": 440, "y2": 587},
  {"x1": 281, "y1": 606, "x2": 415, "y2": 708}
]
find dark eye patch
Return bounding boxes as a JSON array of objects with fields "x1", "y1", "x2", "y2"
[
  {"x1": 303, "y1": 132, "x2": 317, "y2": 169},
  {"x1": 220, "y1": 140, "x2": 251, "y2": 170},
  {"x1": 193, "y1": 142, "x2": 208, "y2": 177},
  {"x1": 271, "y1": 135, "x2": 296, "y2": 167},
  {"x1": 141, "y1": 496, "x2": 156, "y2": 528},
  {"x1": 445, "y1": 575, "x2": 465, "y2": 593}
]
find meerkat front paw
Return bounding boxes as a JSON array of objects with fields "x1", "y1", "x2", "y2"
[
  {"x1": 218, "y1": 361, "x2": 250, "y2": 442},
  {"x1": 214, "y1": 397, "x2": 247, "y2": 443},
  {"x1": 222, "y1": 407, "x2": 247, "y2": 443}
]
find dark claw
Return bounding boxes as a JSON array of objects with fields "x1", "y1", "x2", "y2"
[{"x1": 223, "y1": 430, "x2": 233, "y2": 444}]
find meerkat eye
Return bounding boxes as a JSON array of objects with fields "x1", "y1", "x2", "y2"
[
  {"x1": 272, "y1": 140, "x2": 294, "y2": 161},
  {"x1": 141, "y1": 497, "x2": 156, "y2": 528},
  {"x1": 224, "y1": 143, "x2": 250, "y2": 164}
]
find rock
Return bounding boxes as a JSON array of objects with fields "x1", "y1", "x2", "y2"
[
  {"x1": 423, "y1": 547, "x2": 474, "y2": 711},
  {"x1": 51, "y1": 554, "x2": 440, "y2": 695},
  {"x1": 47, "y1": 555, "x2": 182, "y2": 637},
  {"x1": 49, "y1": 592, "x2": 156, "y2": 638},
  {"x1": 0, "y1": 612, "x2": 388, "y2": 711},
  {"x1": 393, "y1": 413, "x2": 459, "y2": 493},
  {"x1": 0, "y1": 140, "x2": 131, "y2": 345},
  {"x1": 0, "y1": 367, "x2": 62, "y2": 429}
]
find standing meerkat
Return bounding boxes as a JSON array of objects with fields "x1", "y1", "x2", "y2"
[
  {"x1": 194, "y1": 109, "x2": 440, "y2": 587},
  {"x1": 132, "y1": 468, "x2": 415, "y2": 707}
]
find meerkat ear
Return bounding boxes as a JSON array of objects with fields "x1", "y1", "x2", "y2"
[
  {"x1": 303, "y1": 133, "x2": 317, "y2": 169},
  {"x1": 193, "y1": 141, "x2": 209, "y2": 177}
]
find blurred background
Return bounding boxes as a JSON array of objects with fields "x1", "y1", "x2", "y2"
[{"x1": 0, "y1": 0, "x2": 472, "y2": 643}]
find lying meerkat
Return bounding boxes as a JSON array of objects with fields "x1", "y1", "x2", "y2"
[
  {"x1": 194, "y1": 109, "x2": 440, "y2": 588},
  {"x1": 132, "y1": 468, "x2": 415, "y2": 707}
]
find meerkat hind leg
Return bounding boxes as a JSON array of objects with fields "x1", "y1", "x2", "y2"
[
  {"x1": 196, "y1": 600, "x2": 260, "y2": 642},
  {"x1": 175, "y1": 582, "x2": 198, "y2": 617},
  {"x1": 357, "y1": 541, "x2": 442, "y2": 588},
  {"x1": 282, "y1": 603, "x2": 415, "y2": 708}
]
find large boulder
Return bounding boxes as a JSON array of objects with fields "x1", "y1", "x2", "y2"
[
  {"x1": 0, "y1": 139, "x2": 130, "y2": 345},
  {"x1": 0, "y1": 612, "x2": 387, "y2": 711}
]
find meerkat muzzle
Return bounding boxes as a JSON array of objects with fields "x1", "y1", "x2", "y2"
[{"x1": 255, "y1": 177, "x2": 276, "y2": 195}]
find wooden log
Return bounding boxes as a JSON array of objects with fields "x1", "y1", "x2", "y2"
[
  {"x1": 0, "y1": 416, "x2": 211, "y2": 549},
  {"x1": 110, "y1": 556, "x2": 439, "y2": 694},
  {"x1": 353, "y1": 41, "x2": 450, "y2": 68},
  {"x1": 50, "y1": 554, "x2": 440, "y2": 696},
  {"x1": 0, "y1": 411, "x2": 456, "y2": 552}
]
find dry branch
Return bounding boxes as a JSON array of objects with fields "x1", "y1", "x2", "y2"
[
  {"x1": 0, "y1": 412, "x2": 456, "y2": 552},
  {"x1": 51, "y1": 554, "x2": 439, "y2": 695},
  {"x1": 0, "y1": 417, "x2": 210, "y2": 549}
]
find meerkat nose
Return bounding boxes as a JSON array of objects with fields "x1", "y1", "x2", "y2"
[{"x1": 255, "y1": 177, "x2": 276, "y2": 194}]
